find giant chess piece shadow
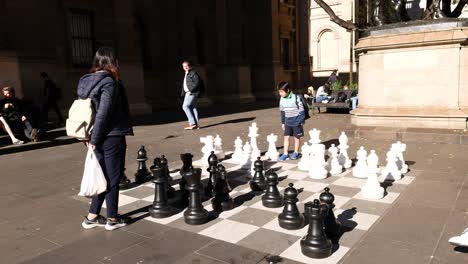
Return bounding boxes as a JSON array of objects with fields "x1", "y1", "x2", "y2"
[
  {"x1": 201, "y1": 117, "x2": 256, "y2": 129},
  {"x1": 322, "y1": 138, "x2": 340, "y2": 149},
  {"x1": 334, "y1": 207, "x2": 358, "y2": 246},
  {"x1": 454, "y1": 246, "x2": 468, "y2": 253}
]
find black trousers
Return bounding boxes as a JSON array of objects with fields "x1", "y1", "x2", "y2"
[
  {"x1": 42, "y1": 99, "x2": 64, "y2": 124},
  {"x1": 89, "y1": 136, "x2": 126, "y2": 218}
]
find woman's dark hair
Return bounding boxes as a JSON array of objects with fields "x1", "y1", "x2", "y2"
[
  {"x1": 277, "y1": 81, "x2": 290, "y2": 92},
  {"x1": 90, "y1": 47, "x2": 120, "y2": 80}
]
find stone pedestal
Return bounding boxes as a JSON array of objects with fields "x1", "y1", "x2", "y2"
[{"x1": 353, "y1": 19, "x2": 468, "y2": 129}]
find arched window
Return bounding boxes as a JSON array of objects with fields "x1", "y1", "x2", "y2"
[{"x1": 317, "y1": 29, "x2": 337, "y2": 69}]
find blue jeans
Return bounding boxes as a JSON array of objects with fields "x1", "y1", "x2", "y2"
[
  {"x1": 316, "y1": 96, "x2": 332, "y2": 103},
  {"x1": 89, "y1": 136, "x2": 126, "y2": 218},
  {"x1": 182, "y1": 93, "x2": 199, "y2": 126},
  {"x1": 350, "y1": 96, "x2": 359, "y2": 110}
]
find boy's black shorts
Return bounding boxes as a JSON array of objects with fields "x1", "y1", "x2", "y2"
[{"x1": 284, "y1": 124, "x2": 304, "y2": 138}]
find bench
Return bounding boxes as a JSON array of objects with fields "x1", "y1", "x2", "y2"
[{"x1": 310, "y1": 90, "x2": 357, "y2": 113}]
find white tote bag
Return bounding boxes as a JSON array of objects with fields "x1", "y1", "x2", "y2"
[{"x1": 78, "y1": 148, "x2": 107, "y2": 197}]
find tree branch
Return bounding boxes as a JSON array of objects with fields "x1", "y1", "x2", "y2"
[{"x1": 313, "y1": 0, "x2": 359, "y2": 30}]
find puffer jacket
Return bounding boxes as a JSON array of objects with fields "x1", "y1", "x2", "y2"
[{"x1": 77, "y1": 71, "x2": 133, "y2": 145}]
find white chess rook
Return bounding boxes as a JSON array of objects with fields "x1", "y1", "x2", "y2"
[
  {"x1": 353, "y1": 146, "x2": 369, "y2": 178},
  {"x1": 361, "y1": 150, "x2": 384, "y2": 199},
  {"x1": 265, "y1": 133, "x2": 279, "y2": 161}
]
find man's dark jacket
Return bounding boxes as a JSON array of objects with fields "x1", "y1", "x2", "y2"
[
  {"x1": 181, "y1": 69, "x2": 202, "y2": 97},
  {"x1": 77, "y1": 71, "x2": 133, "y2": 145},
  {"x1": 0, "y1": 97, "x2": 25, "y2": 121}
]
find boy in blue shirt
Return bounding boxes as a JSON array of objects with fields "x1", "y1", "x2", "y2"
[{"x1": 277, "y1": 81, "x2": 306, "y2": 161}]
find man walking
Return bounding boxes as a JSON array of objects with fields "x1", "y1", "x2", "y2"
[
  {"x1": 181, "y1": 61, "x2": 203, "y2": 130},
  {"x1": 40, "y1": 72, "x2": 65, "y2": 127}
]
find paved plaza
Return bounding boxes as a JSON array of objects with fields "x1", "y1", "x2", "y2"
[{"x1": 1, "y1": 103, "x2": 468, "y2": 264}]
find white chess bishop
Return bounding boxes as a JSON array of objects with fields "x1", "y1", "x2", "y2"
[
  {"x1": 338, "y1": 132, "x2": 352, "y2": 169},
  {"x1": 213, "y1": 135, "x2": 225, "y2": 159},
  {"x1": 248, "y1": 122, "x2": 260, "y2": 154},
  {"x1": 298, "y1": 142, "x2": 311, "y2": 171},
  {"x1": 381, "y1": 149, "x2": 402, "y2": 181},
  {"x1": 308, "y1": 143, "x2": 328, "y2": 179},
  {"x1": 392, "y1": 141, "x2": 408, "y2": 174},
  {"x1": 265, "y1": 133, "x2": 279, "y2": 161},
  {"x1": 353, "y1": 146, "x2": 369, "y2": 178},
  {"x1": 308, "y1": 128, "x2": 321, "y2": 144},
  {"x1": 231, "y1": 137, "x2": 243, "y2": 162},
  {"x1": 361, "y1": 150, "x2": 384, "y2": 199},
  {"x1": 328, "y1": 144, "x2": 343, "y2": 175},
  {"x1": 200, "y1": 135, "x2": 214, "y2": 166}
]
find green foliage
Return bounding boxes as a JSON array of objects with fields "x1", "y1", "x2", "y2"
[
  {"x1": 348, "y1": 81, "x2": 358, "y2": 90},
  {"x1": 330, "y1": 80, "x2": 342, "y2": 91}
]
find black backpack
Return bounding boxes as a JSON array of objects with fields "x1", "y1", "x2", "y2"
[{"x1": 295, "y1": 94, "x2": 310, "y2": 120}]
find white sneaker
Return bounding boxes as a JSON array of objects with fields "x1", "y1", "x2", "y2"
[{"x1": 448, "y1": 228, "x2": 468, "y2": 247}]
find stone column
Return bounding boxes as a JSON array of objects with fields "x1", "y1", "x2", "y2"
[
  {"x1": 113, "y1": 0, "x2": 151, "y2": 114},
  {"x1": 0, "y1": 0, "x2": 7, "y2": 49}
]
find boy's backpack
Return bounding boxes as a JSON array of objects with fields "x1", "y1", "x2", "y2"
[
  {"x1": 66, "y1": 98, "x2": 94, "y2": 140},
  {"x1": 295, "y1": 94, "x2": 310, "y2": 120}
]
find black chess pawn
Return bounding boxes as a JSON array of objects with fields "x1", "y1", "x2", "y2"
[
  {"x1": 135, "y1": 146, "x2": 152, "y2": 183},
  {"x1": 211, "y1": 164, "x2": 234, "y2": 212},
  {"x1": 278, "y1": 183, "x2": 305, "y2": 230},
  {"x1": 205, "y1": 151, "x2": 218, "y2": 197},
  {"x1": 149, "y1": 158, "x2": 174, "y2": 218},
  {"x1": 250, "y1": 157, "x2": 267, "y2": 191},
  {"x1": 119, "y1": 167, "x2": 131, "y2": 190},
  {"x1": 182, "y1": 165, "x2": 209, "y2": 225},
  {"x1": 161, "y1": 155, "x2": 176, "y2": 199},
  {"x1": 319, "y1": 187, "x2": 341, "y2": 242},
  {"x1": 300, "y1": 199, "x2": 333, "y2": 259},
  {"x1": 262, "y1": 170, "x2": 284, "y2": 208}
]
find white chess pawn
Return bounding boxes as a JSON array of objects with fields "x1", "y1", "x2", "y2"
[
  {"x1": 200, "y1": 136, "x2": 214, "y2": 166},
  {"x1": 381, "y1": 149, "x2": 402, "y2": 181},
  {"x1": 240, "y1": 142, "x2": 252, "y2": 169},
  {"x1": 231, "y1": 137, "x2": 243, "y2": 162},
  {"x1": 214, "y1": 135, "x2": 225, "y2": 159},
  {"x1": 298, "y1": 142, "x2": 311, "y2": 171},
  {"x1": 392, "y1": 141, "x2": 408, "y2": 174},
  {"x1": 265, "y1": 133, "x2": 279, "y2": 161},
  {"x1": 308, "y1": 144, "x2": 328, "y2": 179},
  {"x1": 328, "y1": 144, "x2": 343, "y2": 175},
  {"x1": 248, "y1": 122, "x2": 260, "y2": 154},
  {"x1": 361, "y1": 150, "x2": 384, "y2": 199},
  {"x1": 353, "y1": 146, "x2": 368, "y2": 178},
  {"x1": 308, "y1": 128, "x2": 321, "y2": 144},
  {"x1": 338, "y1": 132, "x2": 352, "y2": 169}
]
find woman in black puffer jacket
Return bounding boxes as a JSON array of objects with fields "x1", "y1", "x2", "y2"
[{"x1": 77, "y1": 47, "x2": 133, "y2": 231}]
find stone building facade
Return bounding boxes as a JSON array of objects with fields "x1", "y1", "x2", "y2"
[{"x1": 0, "y1": 0, "x2": 311, "y2": 114}]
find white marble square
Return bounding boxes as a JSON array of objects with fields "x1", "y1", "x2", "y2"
[
  {"x1": 262, "y1": 218, "x2": 308, "y2": 237},
  {"x1": 269, "y1": 162, "x2": 298, "y2": 171},
  {"x1": 334, "y1": 209, "x2": 380, "y2": 231},
  {"x1": 143, "y1": 211, "x2": 184, "y2": 225},
  {"x1": 102, "y1": 194, "x2": 138, "y2": 208},
  {"x1": 302, "y1": 193, "x2": 351, "y2": 208},
  {"x1": 141, "y1": 195, "x2": 155, "y2": 203},
  {"x1": 293, "y1": 180, "x2": 330, "y2": 193},
  {"x1": 198, "y1": 219, "x2": 259, "y2": 243},
  {"x1": 283, "y1": 170, "x2": 308, "y2": 180},
  {"x1": 250, "y1": 200, "x2": 284, "y2": 213},
  {"x1": 353, "y1": 191, "x2": 400, "y2": 204},
  {"x1": 394, "y1": 176, "x2": 415, "y2": 185},
  {"x1": 332, "y1": 177, "x2": 366, "y2": 188},
  {"x1": 280, "y1": 240, "x2": 350, "y2": 264}
]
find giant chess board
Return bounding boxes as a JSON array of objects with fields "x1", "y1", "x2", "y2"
[{"x1": 77, "y1": 151, "x2": 416, "y2": 264}]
